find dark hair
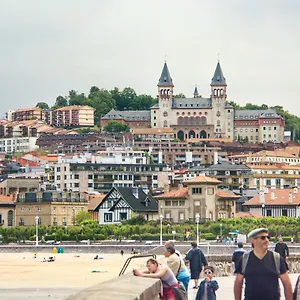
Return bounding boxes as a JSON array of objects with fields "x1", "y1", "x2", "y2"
[
  {"x1": 191, "y1": 242, "x2": 197, "y2": 248},
  {"x1": 238, "y1": 242, "x2": 243, "y2": 248},
  {"x1": 204, "y1": 265, "x2": 215, "y2": 273},
  {"x1": 165, "y1": 246, "x2": 175, "y2": 254},
  {"x1": 146, "y1": 258, "x2": 158, "y2": 266}
]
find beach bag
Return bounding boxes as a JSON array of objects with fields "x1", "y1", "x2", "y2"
[{"x1": 293, "y1": 275, "x2": 300, "y2": 300}]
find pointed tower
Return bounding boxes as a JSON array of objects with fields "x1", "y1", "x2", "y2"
[
  {"x1": 211, "y1": 61, "x2": 227, "y2": 99},
  {"x1": 193, "y1": 86, "x2": 199, "y2": 98},
  {"x1": 158, "y1": 62, "x2": 174, "y2": 98},
  {"x1": 155, "y1": 62, "x2": 174, "y2": 128},
  {"x1": 211, "y1": 61, "x2": 228, "y2": 138}
]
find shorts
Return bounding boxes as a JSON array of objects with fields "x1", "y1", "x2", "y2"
[{"x1": 161, "y1": 283, "x2": 179, "y2": 300}]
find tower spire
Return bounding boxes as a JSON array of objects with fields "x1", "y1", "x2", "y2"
[
  {"x1": 211, "y1": 61, "x2": 226, "y2": 86},
  {"x1": 193, "y1": 85, "x2": 199, "y2": 98},
  {"x1": 158, "y1": 62, "x2": 173, "y2": 87}
]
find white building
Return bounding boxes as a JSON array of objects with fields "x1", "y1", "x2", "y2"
[{"x1": 0, "y1": 137, "x2": 38, "y2": 153}]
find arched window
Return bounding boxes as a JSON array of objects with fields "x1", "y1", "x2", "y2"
[
  {"x1": 164, "y1": 120, "x2": 168, "y2": 127},
  {"x1": 178, "y1": 117, "x2": 183, "y2": 125},
  {"x1": 7, "y1": 210, "x2": 13, "y2": 227},
  {"x1": 195, "y1": 117, "x2": 200, "y2": 125},
  {"x1": 190, "y1": 117, "x2": 194, "y2": 125},
  {"x1": 201, "y1": 116, "x2": 207, "y2": 125},
  {"x1": 163, "y1": 111, "x2": 168, "y2": 117},
  {"x1": 184, "y1": 117, "x2": 189, "y2": 125}
]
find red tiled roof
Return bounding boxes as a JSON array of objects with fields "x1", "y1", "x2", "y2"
[
  {"x1": 154, "y1": 187, "x2": 189, "y2": 199},
  {"x1": 244, "y1": 188, "x2": 300, "y2": 206},
  {"x1": 216, "y1": 190, "x2": 240, "y2": 198},
  {"x1": 87, "y1": 194, "x2": 105, "y2": 210},
  {"x1": 184, "y1": 176, "x2": 221, "y2": 184},
  {"x1": 0, "y1": 195, "x2": 15, "y2": 204}
]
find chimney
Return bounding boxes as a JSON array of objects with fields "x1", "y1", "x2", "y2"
[
  {"x1": 132, "y1": 187, "x2": 139, "y2": 199},
  {"x1": 288, "y1": 192, "x2": 293, "y2": 203},
  {"x1": 294, "y1": 187, "x2": 298, "y2": 194},
  {"x1": 164, "y1": 184, "x2": 170, "y2": 193},
  {"x1": 259, "y1": 191, "x2": 265, "y2": 203},
  {"x1": 271, "y1": 192, "x2": 275, "y2": 200}
]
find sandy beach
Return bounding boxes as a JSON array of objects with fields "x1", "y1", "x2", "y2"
[{"x1": 0, "y1": 251, "x2": 154, "y2": 299}]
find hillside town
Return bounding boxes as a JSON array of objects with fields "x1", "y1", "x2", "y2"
[{"x1": 0, "y1": 61, "x2": 299, "y2": 228}]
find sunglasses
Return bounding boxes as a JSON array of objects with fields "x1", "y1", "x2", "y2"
[
  {"x1": 204, "y1": 271, "x2": 212, "y2": 275},
  {"x1": 255, "y1": 235, "x2": 270, "y2": 240}
]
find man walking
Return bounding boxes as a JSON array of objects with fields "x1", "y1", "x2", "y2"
[
  {"x1": 185, "y1": 241, "x2": 208, "y2": 289},
  {"x1": 275, "y1": 236, "x2": 289, "y2": 269},
  {"x1": 234, "y1": 228, "x2": 292, "y2": 300},
  {"x1": 232, "y1": 242, "x2": 246, "y2": 270}
]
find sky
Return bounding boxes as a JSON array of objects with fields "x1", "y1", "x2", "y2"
[{"x1": 1, "y1": 0, "x2": 300, "y2": 117}]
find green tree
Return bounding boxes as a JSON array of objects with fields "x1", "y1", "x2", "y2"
[
  {"x1": 103, "y1": 120, "x2": 130, "y2": 133},
  {"x1": 75, "y1": 211, "x2": 91, "y2": 225},
  {"x1": 128, "y1": 94, "x2": 157, "y2": 110},
  {"x1": 55, "y1": 96, "x2": 68, "y2": 107},
  {"x1": 89, "y1": 89, "x2": 116, "y2": 124},
  {"x1": 36, "y1": 102, "x2": 49, "y2": 110},
  {"x1": 68, "y1": 90, "x2": 90, "y2": 106}
]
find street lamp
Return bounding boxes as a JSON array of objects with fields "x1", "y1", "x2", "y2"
[
  {"x1": 35, "y1": 216, "x2": 39, "y2": 247},
  {"x1": 195, "y1": 213, "x2": 200, "y2": 245},
  {"x1": 262, "y1": 204, "x2": 265, "y2": 217},
  {"x1": 159, "y1": 214, "x2": 164, "y2": 246},
  {"x1": 220, "y1": 223, "x2": 223, "y2": 237}
]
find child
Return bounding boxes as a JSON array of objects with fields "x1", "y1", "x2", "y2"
[{"x1": 195, "y1": 266, "x2": 219, "y2": 300}]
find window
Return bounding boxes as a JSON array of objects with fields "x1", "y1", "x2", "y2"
[
  {"x1": 154, "y1": 123, "x2": 156, "y2": 126},
  {"x1": 179, "y1": 213, "x2": 184, "y2": 220},
  {"x1": 263, "y1": 127, "x2": 266, "y2": 130},
  {"x1": 57, "y1": 175, "x2": 61, "y2": 180},
  {"x1": 165, "y1": 200, "x2": 171, "y2": 206},
  {"x1": 74, "y1": 174, "x2": 79, "y2": 179},
  {"x1": 120, "y1": 212, "x2": 127, "y2": 221},
  {"x1": 75, "y1": 183, "x2": 79, "y2": 187},
  {"x1": 19, "y1": 218, "x2": 24, "y2": 226},
  {"x1": 7, "y1": 210, "x2": 14, "y2": 226},
  {"x1": 20, "y1": 207, "x2": 24, "y2": 212},
  {"x1": 179, "y1": 200, "x2": 185, "y2": 206},
  {"x1": 163, "y1": 111, "x2": 168, "y2": 117},
  {"x1": 172, "y1": 201, "x2": 178, "y2": 206},
  {"x1": 207, "y1": 187, "x2": 214, "y2": 195},
  {"x1": 88, "y1": 183, "x2": 93, "y2": 188},
  {"x1": 194, "y1": 200, "x2": 200, "y2": 206},
  {"x1": 104, "y1": 213, "x2": 113, "y2": 222},
  {"x1": 57, "y1": 167, "x2": 61, "y2": 172},
  {"x1": 282, "y1": 209, "x2": 288, "y2": 217},
  {"x1": 88, "y1": 174, "x2": 93, "y2": 179},
  {"x1": 192, "y1": 187, "x2": 202, "y2": 194},
  {"x1": 274, "y1": 127, "x2": 277, "y2": 130},
  {"x1": 153, "y1": 175, "x2": 158, "y2": 180}
]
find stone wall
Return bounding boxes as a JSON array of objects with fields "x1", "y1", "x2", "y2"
[{"x1": 65, "y1": 273, "x2": 161, "y2": 300}]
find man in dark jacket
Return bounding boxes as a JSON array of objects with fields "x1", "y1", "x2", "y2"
[
  {"x1": 232, "y1": 242, "x2": 246, "y2": 270},
  {"x1": 275, "y1": 236, "x2": 289, "y2": 269},
  {"x1": 185, "y1": 241, "x2": 208, "y2": 289}
]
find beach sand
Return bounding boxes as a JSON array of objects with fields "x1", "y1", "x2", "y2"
[{"x1": 0, "y1": 251, "x2": 154, "y2": 299}]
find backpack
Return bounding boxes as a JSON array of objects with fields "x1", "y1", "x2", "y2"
[{"x1": 241, "y1": 251, "x2": 281, "y2": 275}]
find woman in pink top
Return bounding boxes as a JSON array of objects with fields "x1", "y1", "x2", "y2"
[{"x1": 133, "y1": 258, "x2": 179, "y2": 300}]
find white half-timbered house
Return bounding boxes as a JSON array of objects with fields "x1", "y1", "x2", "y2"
[
  {"x1": 244, "y1": 187, "x2": 300, "y2": 217},
  {"x1": 96, "y1": 187, "x2": 158, "y2": 224}
]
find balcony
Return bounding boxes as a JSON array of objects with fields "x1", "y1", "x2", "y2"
[{"x1": 253, "y1": 173, "x2": 300, "y2": 179}]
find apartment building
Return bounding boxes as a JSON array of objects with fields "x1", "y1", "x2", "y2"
[
  {"x1": 0, "y1": 173, "x2": 40, "y2": 195},
  {"x1": 53, "y1": 162, "x2": 170, "y2": 193},
  {"x1": 0, "y1": 137, "x2": 38, "y2": 153},
  {"x1": 45, "y1": 105, "x2": 95, "y2": 127},
  {"x1": 234, "y1": 109, "x2": 285, "y2": 143},
  {"x1": 11, "y1": 107, "x2": 44, "y2": 122},
  {"x1": 15, "y1": 191, "x2": 88, "y2": 227}
]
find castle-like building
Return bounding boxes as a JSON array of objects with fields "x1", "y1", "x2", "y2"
[
  {"x1": 102, "y1": 61, "x2": 285, "y2": 143},
  {"x1": 151, "y1": 61, "x2": 285, "y2": 143}
]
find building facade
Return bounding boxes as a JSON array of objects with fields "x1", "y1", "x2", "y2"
[{"x1": 15, "y1": 191, "x2": 88, "y2": 227}]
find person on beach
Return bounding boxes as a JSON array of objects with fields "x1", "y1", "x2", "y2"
[
  {"x1": 133, "y1": 258, "x2": 178, "y2": 300},
  {"x1": 195, "y1": 265, "x2": 219, "y2": 300},
  {"x1": 275, "y1": 236, "x2": 289, "y2": 270}
]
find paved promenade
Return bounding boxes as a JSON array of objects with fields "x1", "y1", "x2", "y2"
[{"x1": 1, "y1": 274, "x2": 298, "y2": 299}]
